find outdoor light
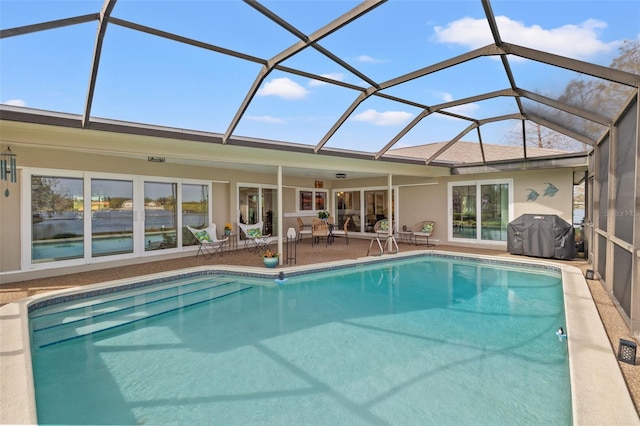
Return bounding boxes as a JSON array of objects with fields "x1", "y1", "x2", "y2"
[
  {"x1": 585, "y1": 269, "x2": 594, "y2": 280},
  {"x1": 147, "y1": 156, "x2": 166, "y2": 163},
  {"x1": 618, "y1": 339, "x2": 637, "y2": 365},
  {"x1": 335, "y1": 173, "x2": 347, "y2": 179}
]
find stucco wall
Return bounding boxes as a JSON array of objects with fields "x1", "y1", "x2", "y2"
[
  {"x1": 0, "y1": 142, "x2": 576, "y2": 277},
  {"x1": 397, "y1": 169, "x2": 574, "y2": 248}
]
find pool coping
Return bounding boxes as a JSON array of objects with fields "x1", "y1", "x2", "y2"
[{"x1": 1, "y1": 250, "x2": 638, "y2": 425}]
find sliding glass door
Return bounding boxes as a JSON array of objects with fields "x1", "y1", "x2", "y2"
[
  {"x1": 238, "y1": 185, "x2": 278, "y2": 237},
  {"x1": 449, "y1": 180, "x2": 512, "y2": 242}
]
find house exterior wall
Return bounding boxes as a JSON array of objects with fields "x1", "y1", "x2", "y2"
[
  {"x1": 397, "y1": 169, "x2": 574, "y2": 249},
  {"x1": 0, "y1": 121, "x2": 576, "y2": 281}
]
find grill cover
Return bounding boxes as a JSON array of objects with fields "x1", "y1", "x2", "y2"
[{"x1": 507, "y1": 214, "x2": 575, "y2": 260}]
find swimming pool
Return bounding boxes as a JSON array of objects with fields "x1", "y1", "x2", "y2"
[{"x1": 1, "y1": 252, "x2": 638, "y2": 424}]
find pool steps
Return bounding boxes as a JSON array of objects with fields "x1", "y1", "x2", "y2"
[{"x1": 31, "y1": 277, "x2": 252, "y2": 348}]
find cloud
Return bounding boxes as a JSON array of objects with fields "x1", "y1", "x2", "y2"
[
  {"x1": 351, "y1": 109, "x2": 414, "y2": 126},
  {"x1": 245, "y1": 115, "x2": 286, "y2": 124},
  {"x1": 257, "y1": 77, "x2": 308, "y2": 100},
  {"x1": 309, "y1": 73, "x2": 345, "y2": 87},
  {"x1": 356, "y1": 55, "x2": 385, "y2": 64},
  {"x1": 3, "y1": 99, "x2": 26, "y2": 107},
  {"x1": 433, "y1": 92, "x2": 480, "y2": 117},
  {"x1": 434, "y1": 16, "x2": 619, "y2": 60}
]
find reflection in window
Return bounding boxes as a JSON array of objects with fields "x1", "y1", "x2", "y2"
[
  {"x1": 239, "y1": 186, "x2": 278, "y2": 237},
  {"x1": 263, "y1": 188, "x2": 277, "y2": 236},
  {"x1": 144, "y1": 181, "x2": 177, "y2": 251},
  {"x1": 299, "y1": 190, "x2": 312, "y2": 210},
  {"x1": 452, "y1": 185, "x2": 477, "y2": 239},
  {"x1": 335, "y1": 191, "x2": 361, "y2": 232},
  {"x1": 315, "y1": 192, "x2": 326, "y2": 210},
  {"x1": 364, "y1": 190, "x2": 389, "y2": 232},
  {"x1": 182, "y1": 184, "x2": 209, "y2": 247},
  {"x1": 31, "y1": 176, "x2": 84, "y2": 263},
  {"x1": 91, "y1": 179, "x2": 134, "y2": 257},
  {"x1": 480, "y1": 184, "x2": 508, "y2": 241}
]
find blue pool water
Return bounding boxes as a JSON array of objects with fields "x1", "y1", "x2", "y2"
[{"x1": 30, "y1": 255, "x2": 570, "y2": 425}]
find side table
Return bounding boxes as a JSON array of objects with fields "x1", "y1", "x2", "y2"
[
  {"x1": 222, "y1": 233, "x2": 237, "y2": 252},
  {"x1": 398, "y1": 231, "x2": 414, "y2": 245}
]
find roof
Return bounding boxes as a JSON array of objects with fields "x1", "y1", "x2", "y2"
[
  {"x1": 389, "y1": 141, "x2": 575, "y2": 165},
  {"x1": 1, "y1": 0, "x2": 639, "y2": 168}
]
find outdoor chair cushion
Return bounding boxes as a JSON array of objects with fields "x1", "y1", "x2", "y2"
[{"x1": 194, "y1": 230, "x2": 212, "y2": 242}]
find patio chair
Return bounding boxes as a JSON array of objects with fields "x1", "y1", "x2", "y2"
[
  {"x1": 368, "y1": 219, "x2": 398, "y2": 255},
  {"x1": 373, "y1": 219, "x2": 394, "y2": 237},
  {"x1": 296, "y1": 217, "x2": 312, "y2": 242},
  {"x1": 331, "y1": 217, "x2": 350, "y2": 245},
  {"x1": 187, "y1": 223, "x2": 228, "y2": 259},
  {"x1": 311, "y1": 218, "x2": 329, "y2": 247},
  {"x1": 238, "y1": 221, "x2": 271, "y2": 255},
  {"x1": 411, "y1": 220, "x2": 435, "y2": 246}
]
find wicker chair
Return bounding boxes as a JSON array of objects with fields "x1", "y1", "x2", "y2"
[
  {"x1": 331, "y1": 217, "x2": 350, "y2": 245},
  {"x1": 411, "y1": 220, "x2": 435, "y2": 246},
  {"x1": 311, "y1": 218, "x2": 329, "y2": 247},
  {"x1": 296, "y1": 217, "x2": 312, "y2": 242}
]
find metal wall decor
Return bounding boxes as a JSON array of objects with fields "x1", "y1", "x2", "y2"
[{"x1": 1, "y1": 146, "x2": 17, "y2": 197}]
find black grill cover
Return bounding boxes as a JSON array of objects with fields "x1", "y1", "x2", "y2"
[{"x1": 507, "y1": 214, "x2": 575, "y2": 260}]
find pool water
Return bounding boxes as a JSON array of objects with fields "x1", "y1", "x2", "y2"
[{"x1": 30, "y1": 256, "x2": 571, "y2": 425}]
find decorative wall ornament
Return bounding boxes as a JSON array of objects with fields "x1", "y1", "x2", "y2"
[
  {"x1": 526, "y1": 182, "x2": 559, "y2": 202},
  {"x1": 1, "y1": 146, "x2": 17, "y2": 197},
  {"x1": 543, "y1": 182, "x2": 559, "y2": 197}
]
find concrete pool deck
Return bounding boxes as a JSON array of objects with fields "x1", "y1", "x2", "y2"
[{"x1": 1, "y1": 240, "x2": 639, "y2": 424}]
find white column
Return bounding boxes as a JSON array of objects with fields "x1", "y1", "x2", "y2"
[{"x1": 277, "y1": 165, "x2": 283, "y2": 265}]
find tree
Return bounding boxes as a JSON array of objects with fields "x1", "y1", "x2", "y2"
[{"x1": 505, "y1": 40, "x2": 640, "y2": 152}]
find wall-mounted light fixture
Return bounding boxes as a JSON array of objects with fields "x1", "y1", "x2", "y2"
[
  {"x1": 148, "y1": 156, "x2": 166, "y2": 163},
  {"x1": 335, "y1": 173, "x2": 347, "y2": 179}
]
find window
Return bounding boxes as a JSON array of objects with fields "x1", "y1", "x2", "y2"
[
  {"x1": 449, "y1": 180, "x2": 512, "y2": 243},
  {"x1": 298, "y1": 189, "x2": 328, "y2": 213},
  {"x1": 144, "y1": 181, "x2": 177, "y2": 251},
  {"x1": 26, "y1": 170, "x2": 211, "y2": 267},
  {"x1": 31, "y1": 175, "x2": 84, "y2": 263},
  {"x1": 91, "y1": 178, "x2": 134, "y2": 257},
  {"x1": 182, "y1": 183, "x2": 209, "y2": 247}
]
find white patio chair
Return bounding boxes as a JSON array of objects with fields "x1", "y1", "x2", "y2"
[
  {"x1": 187, "y1": 223, "x2": 228, "y2": 259},
  {"x1": 238, "y1": 221, "x2": 271, "y2": 255}
]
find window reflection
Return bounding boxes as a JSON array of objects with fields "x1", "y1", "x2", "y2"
[
  {"x1": 144, "y1": 181, "x2": 177, "y2": 251},
  {"x1": 91, "y1": 179, "x2": 134, "y2": 257},
  {"x1": 31, "y1": 176, "x2": 84, "y2": 262}
]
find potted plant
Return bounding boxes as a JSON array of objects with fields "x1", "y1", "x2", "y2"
[
  {"x1": 262, "y1": 249, "x2": 279, "y2": 268},
  {"x1": 224, "y1": 223, "x2": 232, "y2": 235},
  {"x1": 318, "y1": 210, "x2": 330, "y2": 220}
]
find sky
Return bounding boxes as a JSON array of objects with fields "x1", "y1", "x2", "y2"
[{"x1": 1, "y1": 0, "x2": 639, "y2": 154}]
